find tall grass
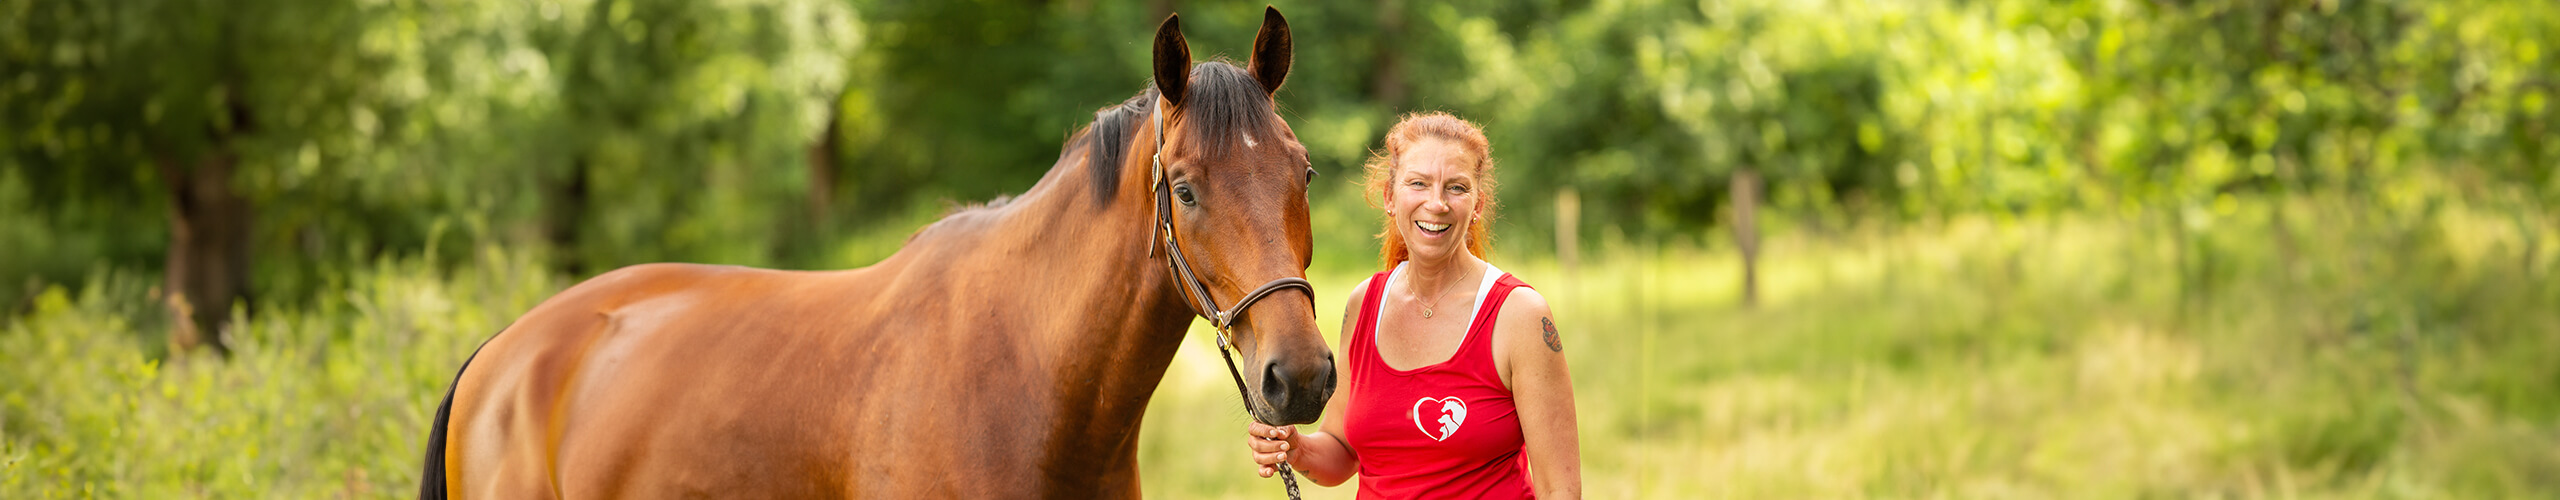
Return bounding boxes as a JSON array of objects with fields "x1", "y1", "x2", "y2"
[
  {"x1": 2, "y1": 193, "x2": 2553, "y2": 498},
  {"x1": 1137, "y1": 193, "x2": 2559, "y2": 498}
]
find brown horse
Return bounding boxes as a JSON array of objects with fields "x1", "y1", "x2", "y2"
[{"x1": 417, "y1": 9, "x2": 1332, "y2": 498}]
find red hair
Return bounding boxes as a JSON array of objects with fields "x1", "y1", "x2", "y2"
[{"x1": 1363, "y1": 112, "x2": 1498, "y2": 271}]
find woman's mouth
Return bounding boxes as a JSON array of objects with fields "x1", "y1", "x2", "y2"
[{"x1": 1415, "y1": 220, "x2": 1452, "y2": 236}]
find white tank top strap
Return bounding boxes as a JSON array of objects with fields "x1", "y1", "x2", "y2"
[
  {"x1": 1460, "y1": 263, "x2": 1505, "y2": 330},
  {"x1": 1372, "y1": 262, "x2": 1407, "y2": 323}
]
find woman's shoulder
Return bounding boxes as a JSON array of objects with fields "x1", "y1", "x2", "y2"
[
  {"x1": 1487, "y1": 266, "x2": 1546, "y2": 317},
  {"x1": 1494, "y1": 282, "x2": 1550, "y2": 324},
  {"x1": 1491, "y1": 271, "x2": 1554, "y2": 349},
  {"x1": 1339, "y1": 272, "x2": 1383, "y2": 334},
  {"x1": 1345, "y1": 274, "x2": 1375, "y2": 310},
  {"x1": 1343, "y1": 265, "x2": 1397, "y2": 311}
]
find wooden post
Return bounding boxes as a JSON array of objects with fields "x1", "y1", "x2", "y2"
[
  {"x1": 1731, "y1": 168, "x2": 1761, "y2": 307},
  {"x1": 1554, "y1": 188, "x2": 1580, "y2": 280}
]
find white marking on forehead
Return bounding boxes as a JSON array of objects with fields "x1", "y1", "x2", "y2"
[{"x1": 1242, "y1": 133, "x2": 1258, "y2": 148}]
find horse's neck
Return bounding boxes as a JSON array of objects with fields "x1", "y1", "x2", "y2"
[{"x1": 980, "y1": 133, "x2": 1201, "y2": 420}]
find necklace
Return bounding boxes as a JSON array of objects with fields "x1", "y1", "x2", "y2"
[{"x1": 1408, "y1": 264, "x2": 1469, "y2": 318}]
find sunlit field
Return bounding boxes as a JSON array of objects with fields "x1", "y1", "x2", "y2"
[
  {"x1": 4, "y1": 192, "x2": 2554, "y2": 498},
  {"x1": 1138, "y1": 193, "x2": 2560, "y2": 498}
]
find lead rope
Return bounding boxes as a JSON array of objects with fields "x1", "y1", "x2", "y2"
[
  {"x1": 1216, "y1": 328, "x2": 1302, "y2": 500},
  {"x1": 1149, "y1": 106, "x2": 1305, "y2": 500}
]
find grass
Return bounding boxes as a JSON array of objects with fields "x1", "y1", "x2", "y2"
[
  {"x1": 3, "y1": 192, "x2": 2555, "y2": 498},
  {"x1": 1137, "y1": 193, "x2": 2560, "y2": 499}
]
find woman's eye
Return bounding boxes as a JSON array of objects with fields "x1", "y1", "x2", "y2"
[{"x1": 1449, "y1": 185, "x2": 1470, "y2": 194}]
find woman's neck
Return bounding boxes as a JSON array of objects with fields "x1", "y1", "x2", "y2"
[{"x1": 1403, "y1": 251, "x2": 1484, "y2": 301}]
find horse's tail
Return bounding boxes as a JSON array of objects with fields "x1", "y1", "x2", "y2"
[{"x1": 420, "y1": 330, "x2": 498, "y2": 500}]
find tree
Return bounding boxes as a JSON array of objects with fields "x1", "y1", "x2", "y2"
[{"x1": 3, "y1": 0, "x2": 387, "y2": 354}]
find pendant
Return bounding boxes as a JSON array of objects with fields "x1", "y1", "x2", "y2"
[{"x1": 1422, "y1": 307, "x2": 1434, "y2": 318}]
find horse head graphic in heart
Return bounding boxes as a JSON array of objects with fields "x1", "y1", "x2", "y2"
[{"x1": 1411, "y1": 397, "x2": 1469, "y2": 441}]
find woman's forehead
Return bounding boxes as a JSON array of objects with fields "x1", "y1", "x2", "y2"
[{"x1": 1397, "y1": 141, "x2": 1479, "y2": 179}]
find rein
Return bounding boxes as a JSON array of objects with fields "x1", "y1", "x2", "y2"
[{"x1": 1148, "y1": 107, "x2": 1310, "y2": 500}]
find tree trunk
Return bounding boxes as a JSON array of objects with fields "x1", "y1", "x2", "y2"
[
  {"x1": 158, "y1": 149, "x2": 251, "y2": 357},
  {"x1": 1372, "y1": 0, "x2": 1407, "y2": 109},
  {"x1": 1731, "y1": 168, "x2": 1762, "y2": 308},
  {"x1": 545, "y1": 158, "x2": 592, "y2": 276},
  {"x1": 157, "y1": 85, "x2": 257, "y2": 357},
  {"x1": 808, "y1": 91, "x2": 845, "y2": 229}
]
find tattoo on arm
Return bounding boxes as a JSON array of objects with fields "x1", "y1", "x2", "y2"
[{"x1": 1541, "y1": 317, "x2": 1562, "y2": 352}]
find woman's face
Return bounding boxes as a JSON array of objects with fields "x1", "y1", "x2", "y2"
[{"x1": 1386, "y1": 139, "x2": 1480, "y2": 264}]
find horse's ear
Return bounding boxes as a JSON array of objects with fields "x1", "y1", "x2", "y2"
[
  {"x1": 1248, "y1": 6, "x2": 1292, "y2": 97},
  {"x1": 1153, "y1": 13, "x2": 1191, "y2": 106}
]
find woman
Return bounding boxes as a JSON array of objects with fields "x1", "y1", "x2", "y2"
[{"x1": 1245, "y1": 112, "x2": 1583, "y2": 498}]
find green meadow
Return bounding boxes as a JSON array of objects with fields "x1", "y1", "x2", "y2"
[
  {"x1": 8, "y1": 188, "x2": 2552, "y2": 498},
  {"x1": 1139, "y1": 193, "x2": 2560, "y2": 498}
]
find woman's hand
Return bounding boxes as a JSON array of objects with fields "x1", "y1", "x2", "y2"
[{"x1": 1244, "y1": 421, "x2": 1300, "y2": 477}]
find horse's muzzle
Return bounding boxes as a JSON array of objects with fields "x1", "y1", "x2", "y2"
[{"x1": 1260, "y1": 353, "x2": 1335, "y2": 424}]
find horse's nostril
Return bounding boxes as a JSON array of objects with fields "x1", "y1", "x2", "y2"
[
  {"x1": 1260, "y1": 362, "x2": 1291, "y2": 411},
  {"x1": 1316, "y1": 356, "x2": 1337, "y2": 397}
]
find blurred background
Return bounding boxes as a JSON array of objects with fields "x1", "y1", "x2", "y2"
[{"x1": 4, "y1": 0, "x2": 2556, "y2": 497}]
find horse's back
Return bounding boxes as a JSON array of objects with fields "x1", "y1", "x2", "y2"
[{"x1": 444, "y1": 263, "x2": 874, "y2": 497}]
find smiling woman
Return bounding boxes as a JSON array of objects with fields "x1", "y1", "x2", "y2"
[
  {"x1": 1245, "y1": 112, "x2": 1584, "y2": 499},
  {"x1": 1362, "y1": 113, "x2": 1500, "y2": 270}
]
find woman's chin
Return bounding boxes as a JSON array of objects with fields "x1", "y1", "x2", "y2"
[{"x1": 1405, "y1": 241, "x2": 1459, "y2": 262}]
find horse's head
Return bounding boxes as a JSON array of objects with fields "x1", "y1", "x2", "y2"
[{"x1": 1148, "y1": 8, "x2": 1332, "y2": 426}]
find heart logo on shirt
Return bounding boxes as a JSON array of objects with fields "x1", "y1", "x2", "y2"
[{"x1": 1411, "y1": 396, "x2": 1468, "y2": 442}]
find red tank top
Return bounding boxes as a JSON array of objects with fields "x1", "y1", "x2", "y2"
[{"x1": 1343, "y1": 263, "x2": 1535, "y2": 499}]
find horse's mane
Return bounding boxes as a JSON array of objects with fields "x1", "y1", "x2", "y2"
[
  {"x1": 913, "y1": 61, "x2": 1282, "y2": 252},
  {"x1": 1065, "y1": 60, "x2": 1280, "y2": 206}
]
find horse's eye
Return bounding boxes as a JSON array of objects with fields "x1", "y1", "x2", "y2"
[
  {"x1": 1305, "y1": 166, "x2": 1318, "y2": 184},
  {"x1": 1175, "y1": 185, "x2": 1197, "y2": 206}
]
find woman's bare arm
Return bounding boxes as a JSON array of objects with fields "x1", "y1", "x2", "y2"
[{"x1": 1498, "y1": 288, "x2": 1582, "y2": 498}]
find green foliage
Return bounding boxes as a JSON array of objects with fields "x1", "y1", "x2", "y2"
[
  {"x1": 5, "y1": 0, "x2": 2555, "y2": 285},
  {"x1": 0, "y1": 250, "x2": 557, "y2": 497}
]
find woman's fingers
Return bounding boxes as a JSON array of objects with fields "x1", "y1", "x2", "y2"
[
  {"x1": 1245, "y1": 434, "x2": 1281, "y2": 453},
  {"x1": 1245, "y1": 423, "x2": 1297, "y2": 476},
  {"x1": 1247, "y1": 422, "x2": 1296, "y2": 439},
  {"x1": 1244, "y1": 423, "x2": 1297, "y2": 453}
]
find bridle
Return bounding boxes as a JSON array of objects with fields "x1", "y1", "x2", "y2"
[{"x1": 1146, "y1": 106, "x2": 1312, "y2": 499}]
